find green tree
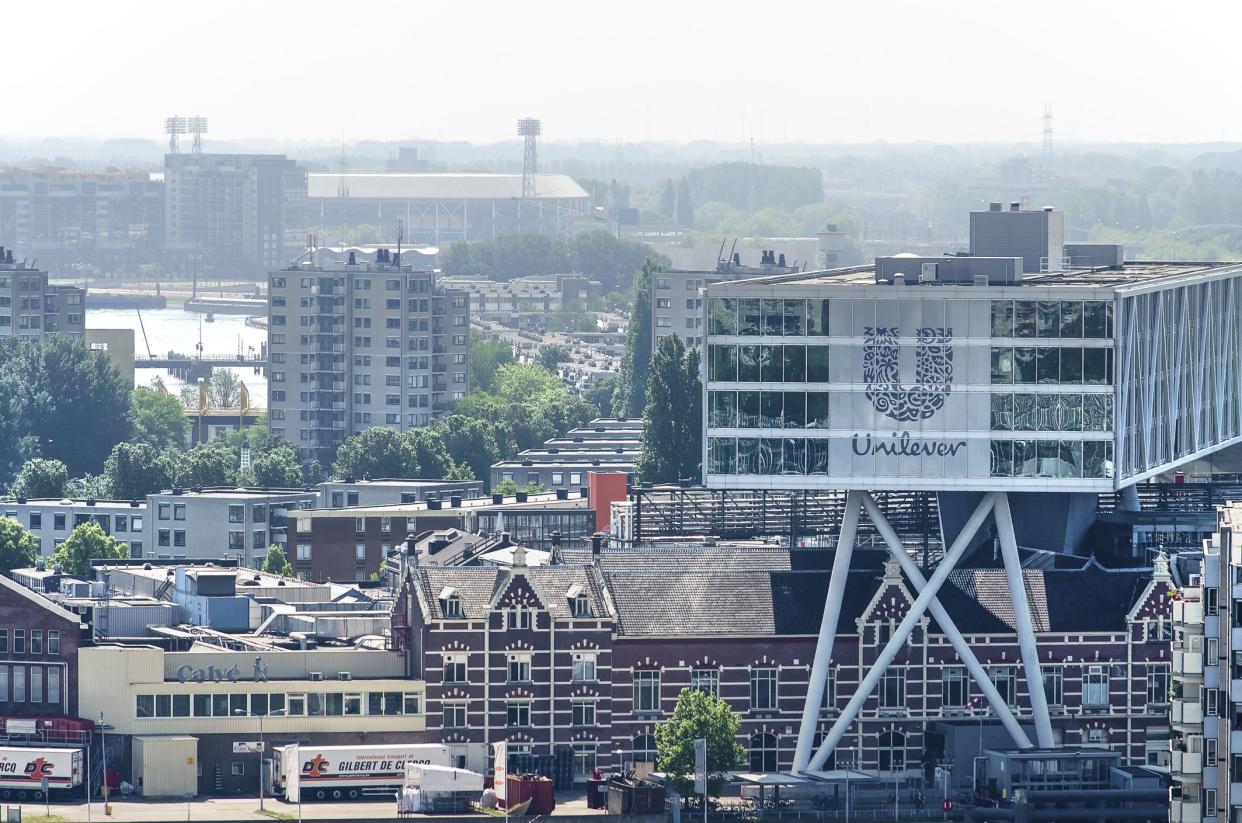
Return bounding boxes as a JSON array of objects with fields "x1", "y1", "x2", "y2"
[
  {"x1": 468, "y1": 332, "x2": 514, "y2": 393},
  {"x1": 251, "y1": 445, "x2": 303, "y2": 488},
  {"x1": 659, "y1": 178, "x2": 677, "y2": 221},
  {"x1": 65, "y1": 473, "x2": 111, "y2": 500},
  {"x1": 538, "y1": 344, "x2": 571, "y2": 373},
  {"x1": 638, "y1": 334, "x2": 702, "y2": 484},
  {"x1": 333, "y1": 427, "x2": 416, "y2": 479},
  {"x1": 179, "y1": 370, "x2": 243, "y2": 410},
  {"x1": 0, "y1": 336, "x2": 132, "y2": 474},
  {"x1": 0, "y1": 517, "x2": 38, "y2": 573},
  {"x1": 260, "y1": 544, "x2": 293, "y2": 577},
  {"x1": 582, "y1": 374, "x2": 616, "y2": 418},
  {"x1": 130, "y1": 387, "x2": 189, "y2": 451},
  {"x1": 675, "y1": 176, "x2": 695, "y2": 227},
  {"x1": 105, "y1": 442, "x2": 175, "y2": 500},
  {"x1": 50, "y1": 522, "x2": 128, "y2": 576},
  {"x1": 408, "y1": 429, "x2": 458, "y2": 479},
  {"x1": 655, "y1": 687, "x2": 744, "y2": 800},
  {"x1": 492, "y1": 479, "x2": 543, "y2": 497},
  {"x1": 613, "y1": 260, "x2": 655, "y2": 417},
  {"x1": 10, "y1": 458, "x2": 69, "y2": 499},
  {"x1": 430, "y1": 416, "x2": 505, "y2": 489},
  {"x1": 175, "y1": 443, "x2": 236, "y2": 488}
]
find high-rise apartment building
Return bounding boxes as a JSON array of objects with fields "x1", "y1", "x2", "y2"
[
  {"x1": 267, "y1": 251, "x2": 469, "y2": 465},
  {"x1": 0, "y1": 251, "x2": 84, "y2": 339},
  {"x1": 164, "y1": 153, "x2": 307, "y2": 277}
]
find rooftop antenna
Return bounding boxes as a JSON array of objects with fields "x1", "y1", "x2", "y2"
[
  {"x1": 395, "y1": 218, "x2": 404, "y2": 267},
  {"x1": 1041, "y1": 105, "x2": 1055, "y2": 180},
  {"x1": 188, "y1": 116, "x2": 208, "y2": 153},
  {"x1": 517, "y1": 117, "x2": 541, "y2": 199},
  {"x1": 164, "y1": 115, "x2": 187, "y2": 154},
  {"x1": 337, "y1": 139, "x2": 349, "y2": 251}
]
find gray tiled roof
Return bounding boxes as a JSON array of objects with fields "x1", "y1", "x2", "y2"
[{"x1": 414, "y1": 565, "x2": 609, "y2": 621}]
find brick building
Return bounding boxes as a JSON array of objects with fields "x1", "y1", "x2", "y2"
[
  {"x1": 402, "y1": 544, "x2": 1174, "y2": 789},
  {"x1": 0, "y1": 572, "x2": 83, "y2": 717}
]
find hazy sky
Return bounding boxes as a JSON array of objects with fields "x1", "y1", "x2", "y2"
[{"x1": 7, "y1": 0, "x2": 1241, "y2": 147}]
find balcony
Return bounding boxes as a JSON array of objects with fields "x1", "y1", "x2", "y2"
[
  {"x1": 1170, "y1": 749, "x2": 1202, "y2": 777},
  {"x1": 1174, "y1": 598, "x2": 1204, "y2": 626},
  {"x1": 1171, "y1": 697, "x2": 1203, "y2": 727},
  {"x1": 1170, "y1": 799, "x2": 1202, "y2": 823},
  {"x1": 1174, "y1": 648, "x2": 1204, "y2": 676}
]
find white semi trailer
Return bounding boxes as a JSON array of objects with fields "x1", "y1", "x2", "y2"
[
  {"x1": 0, "y1": 746, "x2": 83, "y2": 800},
  {"x1": 271, "y1": 743, "x2": 451, "y2": 802}
]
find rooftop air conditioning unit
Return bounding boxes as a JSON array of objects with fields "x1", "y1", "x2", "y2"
[
  {"x1": 309, "y1": 672, "x2": 323, "y2": 681},
  {"x1": 338, "y1": 672, "x2": 352, "y2": 681}
]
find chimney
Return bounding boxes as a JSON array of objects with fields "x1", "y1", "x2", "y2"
[
  {"x1": 492, "y1": 493, "x2": 503, "y2": 504},
  {"x1": 551, "y1": 530, "x2": 562, "y2": 549},
  {"x1": 591, "y1": 532, "x2": 604, "y2": 561}
]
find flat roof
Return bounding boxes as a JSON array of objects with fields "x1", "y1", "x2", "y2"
[
  {"x1": 151, "y1": 487, "x2": 316, "y2": 499},
  {"x1": 298, "y1": 490, "x2": 592, "y2": 520},
  {"x1": 2, "y1": 498, "x2": 144, "y2": 508},
  {"x1": 721, "y1": 260, "x2": 1242, "y2": 291},
  {"x1": 321, "y1": 478, "x2": 481, "y2": 488},
  {"x1": 307, "y1": 172, "x2": 588, "y2": 201}
]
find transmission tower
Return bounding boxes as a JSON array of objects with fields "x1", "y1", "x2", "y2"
[
  {"x1": 517, "y1": 118, "x2": 541, "y2": 198},
  {"x1": 164, "y1": 115, "x2": 187, "y2": 154},
  {"x1": 1041, "y1": 105, "x2": 1055, "y2": 179},
  {"x1": 188, "y1": 116, "x2": 208, "y2": 153}
]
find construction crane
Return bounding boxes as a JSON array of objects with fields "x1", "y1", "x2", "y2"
[{"x1": 135, "y1": 306, "x2": 154, "y2": 359}]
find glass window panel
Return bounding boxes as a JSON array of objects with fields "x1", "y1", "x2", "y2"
[
  {"x1": 1014, "y1": 394, "x2": 1037, "y2": 430},
  {"x1": 739, "y1": 299, "x2": 762, "y2": 335},
  {"x1": 760, "y1": 346, "x2": 782, "y2": 381},
  {"x1": 737, "y1": 438, "x2": 760, "y2": 474},
  {"x1": 991, "y1": 348, "x2": 1014, "y2": 384},
  {"x1": 784, "y1": 300, "x2": 805, "y2": 335},
  {"x1": 1037, "y1": 441, "x2": 1060, "y2": 475},
  {"x1": 806, "y1": 393, "x2": 830, "y2": 428},
  {"x1": 763, "y1": 299, "x2": 784, "y2": 335},
  {"x1": 783, "y1": 439, "x2": 807, "y2": 474},
  {"x1": 758, "y1": 438, "x2": 783, "y2": 474},
  {"x1": 1037, "y1": 301, "x2": 1060, "y2": 337},
  {"x1": 1014, "y1": 440, "x2": 1038, "y2": 476},
  {"x1": 1106, "y1": 349, "x2": 1114, "y2": 384},
  {"x1": 1037, "y1": 395, "x2": 1057, "y2": 430},
  {"x1": 738, "y1": 391, "x2": 761, "y2": 427},
  {"x1": 1014, "y1": 301, "x2": 1037, "y2": 337},
  {"x1": 708, "y1": 438, "x2": 736, "y2": 475},
  {"x1": 709, "y1": 391, "x2": 737, "y2": 427},
  {"x1": 1055, "y1": 394, "x2": 1082, "y2": 431},
  {"x1": 738, "y1": 345, "x2": 760, "y2": 381},
  {"x1": 709, "y1": 298, "x2": 737, "y2": 335},
  {"x1": 991, "y1": 301, "x2": 1014, "y2": 337},
  {"x1": 990, "y1": 440, "x2": 1014, "y2": 477},
  {"x1": 783, "y1": 346, "x2": 806, "y2": 381},
  {"x1": 1084, "y1": 441, "x2": 1112, "y2": 478},
  {"x1": 783, "y1": 392, "x2": 806, "y2": 428},
  {"x1": 1084, "y1": 394, "x2": 1111, "y2": 431},
  {"x1": 1037, "y1": 347, "x2": 1060, "y2": 383},
  {"x1": 193, "y1": 694, "x2": 210, "y2": 716},
  {"x1": 212, "y1": 694, "x2": 229, "y2": 716},
  {"x1": 807, "y1": 346, "x2": 830, "y2": 381},
  {"x1": 807, "y1": 299, "x2": 829, "y2": 335},
  {"x1": 760, "y1": 392, "x2": 783, "y2": 428},
  {"x1": 1084, "y1": 348, "x2": 1108, "y2": 384},
  {"x1": 807, "y1": 439, "x2": 830, "y2": 474},
  {"x1": 709, "y1": 345, "x2": 737, "y2": 382},
  {"x1": 1060, "y1": 347, "x2": 1083, "y2": 383},
  {"x1": 1057, "y1": 441, "x2": 1083, "y2": 478},
  {"x1": 1084, "y1": 301, "x2": 1109, "y2": 338},
  {"x1": 1060, "y1": 302, "x2": 1083, "y2": 337},
  {"x1": 990, "y1": 394, "x2": 1013, "y2": 430},
  {"x1": 1014, "y1": 348, "x2": 1037, "y2": 383}
]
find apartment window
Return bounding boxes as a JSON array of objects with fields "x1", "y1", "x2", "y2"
[
  {"x1": 749, "y1": 732, "x2": 778, "y2": 773},
  {"x1": 989, "y1": 666, "x2": 1016, "y2": 705},
  {"x1": 691, "y1": 669, "x2": 719, "y2": 697},
  {"x1": 1043, "y1": 666, "x2": 1063, "y2": 706},
  {"x1": 941, "y1": 666, "x2": 968, "y2": 709},
  {"x1": 879, "y1": 730, "x2": 906, "y2": 772},
  {"x1": 158, "y1": 529, "x2": 170, "y2": 547},
  {"x1": 572, "y1": 593, "x2": 591, "y2": 618},
  {"x1": 442, "y1": 594, "x2": 462, "y2": 618},
  {"x1": 228, "y1": 531, "x2": 244, "y2": 551},
  {"x1": 571, "y1": 700, "x2": 596, "y2": 726},
  {"x1": 173, "y1": 504, "x2": 186, "y2": 521},
  {"x1": 0, "y1": 630, "x2": 9, "y2": 653},
  {"x1": 296, "y1": 543, "x2": 311, "y2": 561},
  {"x1": 1083, "y1": 667, "x2": 1109, "y2": 707},
  {"x1": 47, "y1": 668, "x2": 60, "y2": 706},
  {"x1": 28, "y1": 512, "x2": 40, "y2": 530},
  {"x1": 114, "y1": 515, "x2": 127, "y2": 533},
  {"x1": 880, "y1": 668, "x2": 905, "y2": 708},
  {"x1": 507, "y1": 702, "x2": 530, "y2": 727},
  {"x1": 13, "y1": 630, "x2": 25, "y2": 654},
  {"x1": 253, "y1": 530, "x2": 266, "y2": 549},
  {"x1": 634, "y1": 670, "x2": 661, "y2": 713},
  {"x1": 228, "y1": 505, "x2": 244, "y2": 523},
  {"x1": 29, "y1": 667, "x2": 41, "y2": 703},
  {"x1": 750, "y1": 667, "x2": 778, "y2": 710},
  {"x1": 158, "y1": 503, "x2": 170, "y2": 520},
  {"x1": 12, "y1": 666, "x2": 24, "y2": 702},
  {"x1": 53, "y1": 513, "x2": 65, "y2": 531},
  {"x1": 1206, "y1": 686, "x2": 1220, "y2": 716},
  {"x1": 1146, "y1": 666, "x2": 1170, "y2": 706},
  {"x1": 1205, "y1": 787, "x2": 1218, "y2": 812},
  {"x1": 506, "y1": 606, "x2": 532, "y2": 630},
  {"x1": 822, "y1": 667, "x2": 836, "y2": 712},
  {"x1": 572, "y1": 653, "x2": 596, "y2": 682},
  {"x1": 231, "y1": 762, "x2": 245, "y2": 776},
  {"x1": 1086, "y1": 728, "x2": 1104, "y2": 744},
  {"x1": 47, "y1": 631, "x2": 59, "y2": 656},
  {"x1": 1207, "y1": 737, "x2": 1218, "y2": 767},
  {"x1": 355, "y1": 543, "x2": 366, "y2": 561},
  {"x1": 507, "y1": 654, "x2": 531, "y2": 683},
  {"x1": 355, "y1": 517, "x2": 365, "y2": 534},
  {"x1": 29, "y1": 631, "x2": 41, "y2": 655},
  {"x1": 443, "y1": 654, "x2": 466, "y2": 683}
]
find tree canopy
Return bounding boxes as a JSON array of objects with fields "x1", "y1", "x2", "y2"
[
  {"x1": 655, "y1": 687, "x2": 744, "y2": 799},
  {"x1": 104, "y1": 442, "x2": 177, "y2": 500},
  {"x1": 468, "y1": 332, "x2": 514, "y2": 393},
  {"x1": 260, "y1": 544, "x2": 293, "y2": 577},
  {"x1": 131, "y1": 386, "x2": 189, "y2": 451},
  {"x1": 638, "y1": 334, "x2": 702, "y2": 484},
  {"x1": 0, "y1": 517, "x2": 38, "y2": 573},
  {"x1": 613, "y1": 260, "x2": 655, "y2": 417},
  {"x1": 10, "y1": 458, "x2": 69, "y2": 499},
  {"x1": 50, "y1": 522, "x2": 128, "y2": 576},
  {"x1": 250, "y1": 444, "x2": 303, "y2": 488}
]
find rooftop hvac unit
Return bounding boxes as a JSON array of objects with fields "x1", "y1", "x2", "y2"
[
  {"x1": 309, "y1": 672, "x2": 323, "y2": 681},
  {"x1": 338, "y1": 672, "x2": 352, "y2": 681}
]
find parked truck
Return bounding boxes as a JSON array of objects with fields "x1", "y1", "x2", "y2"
[
  {"x1": 272, "y1": 743, "x2": 451, "y2": 802},
  {"x1": 0, "y1": 746, "x2": 83, "y2": 800}
]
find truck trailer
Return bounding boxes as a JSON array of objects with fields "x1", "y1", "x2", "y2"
[
  {"x1": 272, "y1": 743, "x2": 451, "y2": 802},
  {"x1": 0, "y1": 745, "x2": 83, "y2": 800}
]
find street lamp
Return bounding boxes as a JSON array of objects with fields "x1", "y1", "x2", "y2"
[{"x1": 233, "y1": 709, "x2": 285, "y2": 810}]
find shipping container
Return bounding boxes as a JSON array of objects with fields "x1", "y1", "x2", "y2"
[
  {"x1": 272, "y1": 743, "x2": 450, "y2": 801},
  {"x1": 132, "y1": 736, "x2": 198, "y2": 798},
  {"x1": 0, "y1": 745, "x2": 83, "y2": 800}
]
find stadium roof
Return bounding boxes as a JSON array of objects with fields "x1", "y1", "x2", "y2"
[{"x1": 307, "y1": 172, "x2": 589, "y2": 201}]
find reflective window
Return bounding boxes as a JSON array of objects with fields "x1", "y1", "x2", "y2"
[
  {"x1": 709, "y1": 391, "x2": 737, "y2": 427},
  {"x1": 783, "y1": 300, "x2": 805, "y2": 335},
  {"x1": 738, "y1": 345, "x2": 760, "y2": 381},
  {"x1": 739, "y1": 299, "x2": 761, "y2": 335},
  {"x1": 807, "y1": 346, "x2": 830, "y2": 381},
  {"x1": 806, "y1": 299, "x2": 829, "y2": 336},
  {"x1": 782, "y1": 346, "x2": 806, "y2": 381},
  {"x1": 762, "y1": 299, "x2": 784, "y2": 335},
  {"x1": 708, "y1": 345, "x2": 737, "y2": 381},
  {"x1": 991, "y1": 301, "x2": 1014, "y2": 337},
  {"x1": 759, "y1": 346, "x2": 782, "y2": 381},
  {"x1": 708, "y1": 298, "x2": 736, "y2": 335}
]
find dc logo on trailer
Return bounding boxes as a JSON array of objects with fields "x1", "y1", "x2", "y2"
[{"x1": 862, "y1": 326, "x2": 954, "y2": 422}]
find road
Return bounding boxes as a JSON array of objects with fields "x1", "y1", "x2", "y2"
[{"x1": 18, "y1": 791, "x2": 602, "y2": 821}]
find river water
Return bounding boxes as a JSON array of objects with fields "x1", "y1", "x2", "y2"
[{"x1": 88, "y1": 308, "x2": 269, "y2": 403}]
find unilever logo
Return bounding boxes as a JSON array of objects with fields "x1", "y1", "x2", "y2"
[{"x1": 862, "y1": 326, "x2": 954, "y2": 422}]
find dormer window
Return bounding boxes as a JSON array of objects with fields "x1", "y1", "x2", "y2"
[
  {"x1": 439, "y1": 587, "x2": 462, "y2": 619},
  {"x1": 567, "y1": 585, "x2": 591, "y2": 618}
]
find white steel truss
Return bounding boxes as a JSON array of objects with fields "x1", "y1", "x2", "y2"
[{"x1": 793, "y1": 490, "x2": 1051, "y2": 774}]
